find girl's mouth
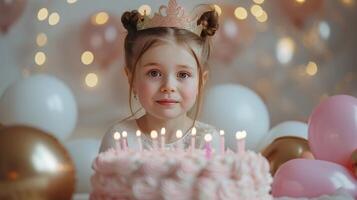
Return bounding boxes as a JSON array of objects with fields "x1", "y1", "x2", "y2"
[{"x1": 156, "y1": 99, "x2": 179, "y2": 106}]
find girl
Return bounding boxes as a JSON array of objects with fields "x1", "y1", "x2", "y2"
[{"x1": 99, "y1": 1, "x2": 220, "y2": 152}]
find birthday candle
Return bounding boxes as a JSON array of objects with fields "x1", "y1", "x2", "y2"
[
  {"x1": 235, "y1": 130, "x2": 247, "y2": 154},
  {"x1": 150, "y1": 130, "x2": 158, "y2": 150},
  {"x1": 176, "y1": 130, "x2": 183, "y2": 150},
  {"x1": 204, "y1": 133, "x2": 212, "y2": 160},
  {"x1": 122, "y1": 131, "x2": 128, "y2": 151},
  {"x1": 136, "y1": 130, "x2": 143, "y2": 151},
  {"x1": 191, "y1": 127, "x2": 197, "y2": 150},
  {"x1": 219, "y1": 130, "x2": 225, "y2": 154},
  {"x1": 113, "y1": 131, "x2": 121, "y2": 152},
  {"x1": 160, "y1": 127, "x2": 166, "y2": 150}
]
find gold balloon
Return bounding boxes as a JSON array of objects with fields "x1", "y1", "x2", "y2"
[
  {"x1": 0, "y1": 126, "x2": 75, "y2": 200},
  {"x1": 261, "y1": 136, "x2": 311, "y2": 175}
]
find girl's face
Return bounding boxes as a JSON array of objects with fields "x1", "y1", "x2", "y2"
[{"x1": 132, "y1": 42, "x2": 201, "y2": 120}]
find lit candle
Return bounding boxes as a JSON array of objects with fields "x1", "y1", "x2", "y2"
[
  {"x1": 176, "y1": 129, "x2": 183, "y2": 150},
  {"x1": 219, "y1": 130, "x2": 225, "y2": 154},
  {"x1": 190, "y1": 127, "x2": 196, "y2": 151},
  {"x1": 150, "y1": 130, "x2": 158, "y2": 150},
  {"x1": 204, "y1": 133, "x2": 212, "y2": 160},
  {"x1": 160, "y1": 127, "x2": 166, "y2": 150},
  {"x1": 235, "y1": 130, "x2": 247, "y2": 154},
  {"x1": 113, "y1": 131, "x2": 121, "y2": 152},
  {"x1": 122, "y1": 131, "x2": 128, "y2": 151},
  {"x1": 136, "y1": 130, "x2": 143, "y2": 151}
]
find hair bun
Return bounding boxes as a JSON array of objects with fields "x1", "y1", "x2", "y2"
[
  {"x1": 197, "y1": 10, "x2": 219, "y2": 38},
  {"x1": 121, "y1": 10, "x2": 142, "y2": 33}
]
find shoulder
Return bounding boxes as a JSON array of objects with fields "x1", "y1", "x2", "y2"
[
  {"x1": 109, "y1": 119, "x2": 137, "y2": 132},
  {"x1": 194, "y1": 120, "x2": 219, "y2": 135}
]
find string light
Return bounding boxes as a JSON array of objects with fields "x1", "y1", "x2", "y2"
[
  {"x1": 253, "y1": 0, "x2": 265, "y2": 4},
  {"x1": 256, "y1": 10, "x2": 268, "y2": 22},
  {"x1": 35, "y1": 51, "x2": 46, "y2": 66},
  {"x1": 138, "y1": 5, "x2": 151, "y2": 16},
  {"x1": 306, "y1": 61, "x2": 318, "y2": 76},
  {"x1": 67, "y1": 0, "x2": 78, "y2": 4},
  {"x1": 296, "y1": 0, "x2": 306, "y2": 4},
  {"x1": 37, "y1": 8, "x2": 48, "y2": 21},
  {"x1": 92, "y1": 12, "x2": 109, "y2": 25},
  {"x1": 276, "y1": 37, "x2": 295, "y2": 64},
  {"x1": 48, "y1": 12, "x2": 60, "y2": 26},
  {"x1": 81, "y1": 51, "x2": 94, "y2": 65},
  {"x1": 85, "y1": 73, "x2": 98, "y2": 88},
  {"x1": 36, "y1": 33, "x2": 47, "y2": 47},
  {"x1": 340, "y1": 0, "x2": 355, "y2": 7},
  {"x1": 234, "y1": 7, "x2": 248, "y2": 20},
  {"x1": 250, "y1": 5, "x2": 263, "y2": 17}
]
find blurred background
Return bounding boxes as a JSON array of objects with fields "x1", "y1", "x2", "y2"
[{"x1": 0, "y1": 0, "x2": 356, "y2": 196}]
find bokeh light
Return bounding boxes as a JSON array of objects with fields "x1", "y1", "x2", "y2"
[
  {"x1": 85, "y1": 73, "x2": 98, "y2": 88},
  {"x1": 138, "y1": 5, "x2": 152, "y2": 16},
  {"x1": 81, "y1": 51, "x2": 94, "y2": 65}
]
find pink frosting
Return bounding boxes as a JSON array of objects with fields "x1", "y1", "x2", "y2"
[{"x1": 90, "y1": 148, "x2": 273, "y2": 200}]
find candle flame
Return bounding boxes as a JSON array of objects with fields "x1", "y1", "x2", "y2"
[
  {"x1": 191, "y1": 127, "x2": 197, "y2": 136},
  {"x1": 113, "y1": 132, "x2": 121, "y2": 140},
  {"x1": 122, "y1": 131, "x2": 128, "y2": 138},
  {"x1": 150, "y1": 130, "x2": 158, "y2": 139},
  {"x1": 235, "y1": 131, "x2": 247, "y2": 140},
  {"x1": 219, "y1": 130, "x2": 225, "y2": 136},
  {"x1": 204, "y1": 134, "x2": 212, "y2": 142},
  {"x1": 176, "y1": 130, "x2": 183, "y2": 138},
  {"x1": 136, "y1": 130, "x2": 141, "y2": 137},
  {"x1": 160, "y1": 127, "x2": 166, "y2": 135}
]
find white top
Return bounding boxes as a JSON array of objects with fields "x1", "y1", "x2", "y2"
[{"x1": 99, "y1": 119, "x2": 220, "y2": 153}]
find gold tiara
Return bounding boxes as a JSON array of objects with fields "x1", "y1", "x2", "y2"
[{"x1": 137, "y1": 0, "x2": 215, "y2": 36}]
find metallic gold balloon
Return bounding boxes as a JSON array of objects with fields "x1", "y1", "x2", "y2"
[
  {"x1": 261, "y1": 136, "x2": 311, "y2": 175},
  {"x1": 0, "y1": 126, "x2": 75, "y2": 200}
]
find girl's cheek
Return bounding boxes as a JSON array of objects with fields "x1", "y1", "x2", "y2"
[
  {"x1": 182, "y1": 82, "x2": 199, "y2": 100},
  {"x1": 137, "y1": 81, "x2": 156, "y2": 97}
]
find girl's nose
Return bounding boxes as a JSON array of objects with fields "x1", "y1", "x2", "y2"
[
  {"x1": 160, "y1": 87, "x2": 175, "y2": 93},
  {"x1": 160, "y1": 77, "x2": 176, "y2": 93}
]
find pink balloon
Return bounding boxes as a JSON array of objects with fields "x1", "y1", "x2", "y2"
[
  {"x1": 81, "y1": 13, "x2": 125, "y2": 68},
  {"x1": 308, "y1": 95, "x2": 357, "y2": 168},
  {"x1": 272, "y1": 159, "x2": 357, "y2": 198},
  {"x1": 0, "y1": 0, "x2": 27, "y2": 34}
]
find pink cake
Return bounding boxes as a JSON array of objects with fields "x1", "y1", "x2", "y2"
[{"x1": 90, "y1": 148, "x2": 273, "y2": 200}]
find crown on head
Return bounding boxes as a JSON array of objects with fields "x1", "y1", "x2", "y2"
[{"x1": 137, "y1": 0, "x2": 214, "y2": 36}]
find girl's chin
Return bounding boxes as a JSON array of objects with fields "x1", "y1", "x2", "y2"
[{"x1": 150, "y1": 110, "x2": 186, "y2": 120}]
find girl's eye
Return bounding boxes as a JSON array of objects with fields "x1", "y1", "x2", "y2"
[
  {"x1": 177, "y1": 71, "x2": 191, "y2": 79},
  {"x1": 147, "y1": 70, "x2": 161, "y2": 78}
]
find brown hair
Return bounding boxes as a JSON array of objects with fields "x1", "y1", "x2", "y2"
[{"x1": 121, "y1": 9, "x2": 219, "y2": 125}]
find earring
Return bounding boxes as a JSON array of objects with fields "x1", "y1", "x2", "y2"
[{"x1": 134, "y1": 93, "x2": 137, "y2": 100}]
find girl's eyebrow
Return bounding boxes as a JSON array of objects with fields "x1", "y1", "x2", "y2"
[
  {"x1": 142, "y1": 62, "x2": 161, "y2": 68},
  {"x1": 142, "y1": 62, "x2": 194, "y2": 70},
  {"x1": 177, "y1": 64, "x2": 194, "y2": 70}
]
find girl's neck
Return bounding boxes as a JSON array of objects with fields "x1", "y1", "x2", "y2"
[{"x1": 136, "y1": 114, "x2": 194, "y2": 143}]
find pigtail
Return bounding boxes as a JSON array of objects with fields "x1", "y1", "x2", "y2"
[
  {"x1": 197, "y1": 10, "x2": 219, "y2": 38},
  {"x1": 121, "y1": 10, "x2": 142, "y2": 34}
]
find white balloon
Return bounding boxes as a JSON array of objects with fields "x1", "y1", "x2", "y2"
[
  {"x1": 65, "y1": 138, "x2": 100, "y2": 193},
  {"x1": 200, "y1": 84, "x2": 270, "y2": 151},
  {"x1": 0, "y1": 74, "x2": 78, "y2": 140},
  {"x1": 258, "y1": 121, "x2": 308, "y2": 151}
]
